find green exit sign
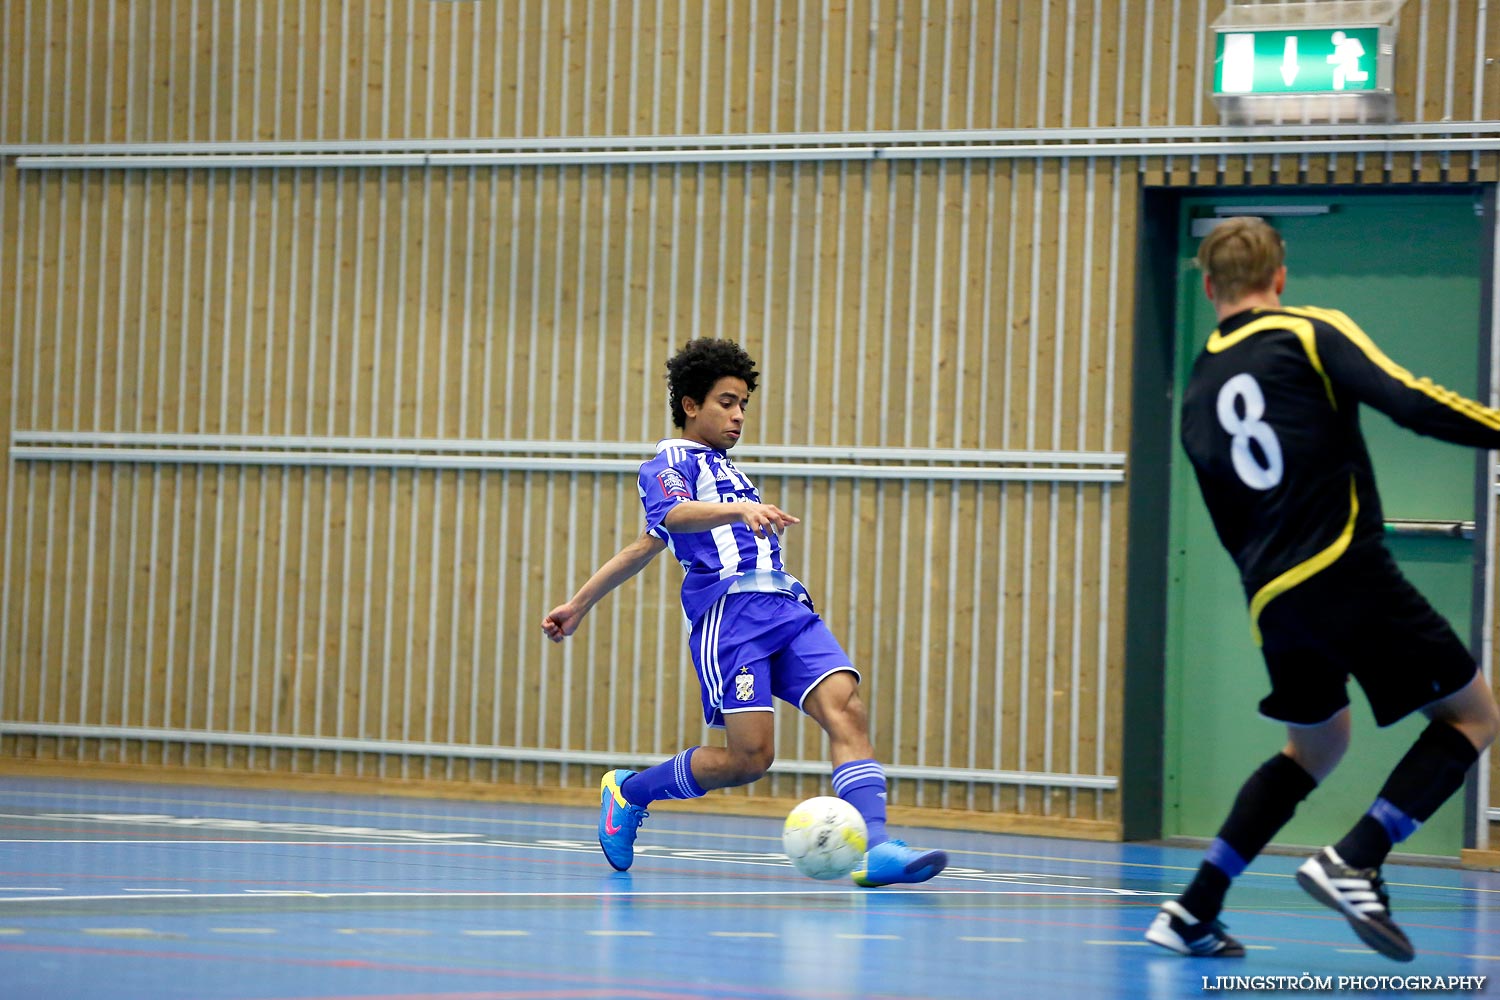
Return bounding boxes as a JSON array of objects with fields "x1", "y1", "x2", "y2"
[{"x1": 1214, "y1": 26, "x2": 1382, "y2": 95}]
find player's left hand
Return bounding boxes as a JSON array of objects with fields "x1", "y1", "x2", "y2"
[
  {"x1": 738, "y1": 502, "x2": 799, "y2": 537},
  {"x1": 541, "y1": 603, "x2": 584, "y2": 642}
]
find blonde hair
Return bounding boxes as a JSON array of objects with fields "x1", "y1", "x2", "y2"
[{"x1": 1196, "y1": 216, "x2": 1285, "y2": 303}]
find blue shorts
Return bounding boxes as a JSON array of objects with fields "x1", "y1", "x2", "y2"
[{"x1": 689, "y1": 592, "x2": 859, "y2": 729}]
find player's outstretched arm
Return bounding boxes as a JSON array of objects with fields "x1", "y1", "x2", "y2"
[
  {"x1": 1309, "y1": 308, "x2": 1500, "y2": 449},
  {"x1": 541, "y1": 531, "x2": 667, "y2": 642},
  {"x1": 663, "y1": 500, "x2": 800, "y2": 537}
]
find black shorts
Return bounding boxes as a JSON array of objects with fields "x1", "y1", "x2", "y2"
[{"x1": 1256, "y1": 547, "x2": 1477, "y2": 727}]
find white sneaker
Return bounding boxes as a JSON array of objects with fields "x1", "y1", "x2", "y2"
[
  {"x1": 1296, "y1": 846, "x2": 1414, "y2": 962},
  {"x1": 1144, "y1": 900, "x2": 1246, "y2": 957}
]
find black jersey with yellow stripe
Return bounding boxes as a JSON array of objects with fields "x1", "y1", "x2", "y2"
[{"x1": 1180, "y1": 305, "x2": 1500, "y2": 642}]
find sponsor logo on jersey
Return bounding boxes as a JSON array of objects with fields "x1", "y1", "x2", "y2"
[{"x1": 657, "y1": 468, "x2": 692, "y2": 498}]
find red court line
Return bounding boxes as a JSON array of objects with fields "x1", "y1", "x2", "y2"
[
  {"x1": 0, "y1": 942, "x2": 910, "y2": 1000},
  {"x1": 0, "y1": 824, "x2": 372, "y2": 840},
  {"x1": 340, "y1": 844, "x2": 803, "y2": 882},
  {"x1": 652, "y1": 895, "x2": 1500, "y2": 954},
  {"x1": 0, "y1": 870, "x2": 463, "y2": 892},
  {"x1": 2, "y1": 835, "x2": 802, "y2": 885},
  {"x1": 256, "y1": 990, "x2": 702, "y2": 1000}
]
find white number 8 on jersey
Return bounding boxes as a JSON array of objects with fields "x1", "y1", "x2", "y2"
[{"x1": 1216, "y1": 373, "x2": 1284, "y2": 490}]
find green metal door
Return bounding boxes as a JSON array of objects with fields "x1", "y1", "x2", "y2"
[{"x1": 1164, "y1": 191, "x2": 1486, "y2": 856}]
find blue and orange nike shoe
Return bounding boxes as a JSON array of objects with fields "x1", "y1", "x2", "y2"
[
  {"x1": 598, "y1": 769, "x2": 649, "y2": 871},
  {"x1": 851, "y1": 839, "x2": 948, "y2": 887}
]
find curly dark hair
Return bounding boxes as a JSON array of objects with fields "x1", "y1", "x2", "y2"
[{"x1": 665, "y1": 338, "x2": 760, "y2": 428}]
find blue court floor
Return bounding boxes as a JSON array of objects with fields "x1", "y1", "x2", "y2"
[{"x1": 0, "y1": 776, "x2": 1496, "y2": 999}]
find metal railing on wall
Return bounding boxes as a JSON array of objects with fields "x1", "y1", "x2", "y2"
[
  {"x1": 0, "y1": 722, "x2": 1118, "y2": 792},
  {"x1": 9, "y1": 122, "x2": 1500, "y2": 169},
  {"x1": 10, "y1": 431, "x2": 1127, "y2": 483},
  {"x1": 4, "y1": 430, "x2": 1126, "y2": 796}
]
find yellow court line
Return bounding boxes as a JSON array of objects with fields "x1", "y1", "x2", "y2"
[
  {"x1": 83, "y1": 928, "x2": 176, "y2": 938},
  {"x1": 0, "y1": 929, "x2": 23, "y2": 935}
]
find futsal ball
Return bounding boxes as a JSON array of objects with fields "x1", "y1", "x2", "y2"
[{"x1": 781, "y1": 796, "x2": 868, "y2": 880}]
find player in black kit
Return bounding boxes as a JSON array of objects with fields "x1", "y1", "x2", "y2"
[{"x1": 1145, "y1": 216, "x2": 1500, "y2": 962}]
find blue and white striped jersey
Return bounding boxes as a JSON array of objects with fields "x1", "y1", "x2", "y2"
[{"x1": 638, "y1": 438, "x2": 810, "y2": 625}]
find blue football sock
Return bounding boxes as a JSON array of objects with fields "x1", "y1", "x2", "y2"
[
  {"x1": 1203, "y1": 837, "x2": 1250, "y2": 879},
  {"x1": 832, "y1": 758, "x2": 888, "y2": 847},
  {"x1": 1368, "y1": 796, "x2": 1420, "y2": 843},
  {"x1": 621, "y1": 747, "x2": 706, "y2": 807}
]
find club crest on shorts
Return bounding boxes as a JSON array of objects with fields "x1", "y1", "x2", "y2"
[{"x1": 735, "y1": 666, "x2": 755, "y2": 702}]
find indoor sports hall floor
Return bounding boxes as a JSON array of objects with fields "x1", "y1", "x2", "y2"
[{"x1": 0, "y1": 776, "x2": 1496, "y2": 999}]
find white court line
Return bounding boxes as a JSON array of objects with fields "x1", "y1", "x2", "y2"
[
  {"x1": 0, "y1": 813, "x2": 480, "y2": 844},
  {"x1": 0, "y1": 887, "x2": 1171, "y2": 904},
  {"x1": 121, "y1": 888, "x2": 192, "y2": 893},
  {"x1": 0, "y1": 835, "x2": 1170, "y2": 896},
  {"x1": 0, "y1": 887, "x2": 62, "y2": 891},
  {"x1": 461, "y1": 930, "x2": 530, "y2": 937},
  {"x1": 711, "y1": 931, "x2": 777, "y2": 938},
  {"x1": 586, "y1": 930, "x2": 654, "y2": 937},
  {"x1": 5, "y1": 794, "x2": 1498, "y2": 896},
  {"x1": 0, "y1": 791, "x2": 757, "y2": 842}
]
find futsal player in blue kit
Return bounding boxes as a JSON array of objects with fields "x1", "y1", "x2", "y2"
[{"x1": 541, "y1": 337, "x2": 948, "y2": 886}]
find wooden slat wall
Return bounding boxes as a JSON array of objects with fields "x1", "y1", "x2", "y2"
[
  {"x1": 1, "y1": 1, "x2": 1497, "y2": 837},
  {"x1": 2, "y1": 2, "x2": 1492, "y2": 142},
  {"x1": 0, "y1": 158, "x2": 1132, "y2": 826}
]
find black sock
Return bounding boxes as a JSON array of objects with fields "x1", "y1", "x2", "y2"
[
  {"x1": 1335, "y1": 721, "x2": 1478, "y2": 869},
  {"x1": 1178, "y1": 863, "x2": 1231, "y2": 924},
  {"x1": 1334, "y1": 815, "x2": 1391, "y2": 870},
  {"x1": 1181, "y1": 753, "x2": 1318, "y2": 922}
]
